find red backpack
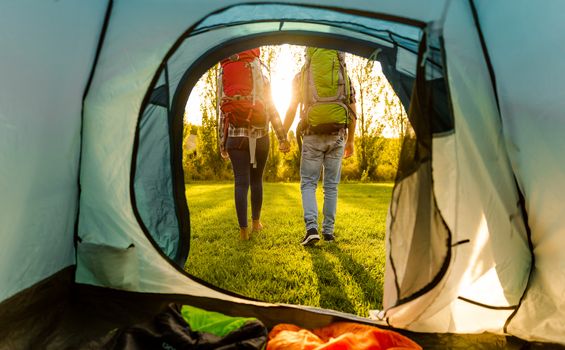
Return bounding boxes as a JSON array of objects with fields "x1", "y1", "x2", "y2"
[{"x1": 219, "y1": 48, "x2": 268, "y2": 129}]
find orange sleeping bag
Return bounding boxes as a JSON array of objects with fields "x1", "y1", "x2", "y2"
[{"x1": 267, "y1": 322, "x2": 421, "y2": 350}]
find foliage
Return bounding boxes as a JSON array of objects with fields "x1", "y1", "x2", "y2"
[
  {"x1": 345, "y1": 53, "x2": 408, "y2": 182},
  {"x1": 183, "y1": 122, "x2": 198, "y2": 135},
  {"x1": 184, "y1": 182, "x2": 392, "y2": 316},
  {"x1": 183, "y1": 64, "x2": 232, "y2": 181},
  {"x1": 278, "y1": 130, "x2": 301, "y2": 182},
  {"x1": 264, "y1": 130, "x2": 281, "y2": 181}
]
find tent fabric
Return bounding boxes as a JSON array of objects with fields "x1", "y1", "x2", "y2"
[
  {"x1": 77, "y1": 0, "x2": 242, "y2": 300},
  {"x1": 134, "y1": 84, "x2": 183, "y2": 262},
  {"x1": 475, "y1": 0, "x2": 565, "y2": 343},
  {"x1": 193, "y1": 4, "x2": 423, "y2": 48},
  {"x1": 0, "y1": 0, "x2": 108, "y2": 302},
  {"x1": 383, "y1": 0, "x2": 531, "y2": 333},
  {"x1": 1, "y1": 0, "x2": 565, "y2": 347},
  {"x1": 384, "y1": 34, "x2": 452, "y2": 312}
]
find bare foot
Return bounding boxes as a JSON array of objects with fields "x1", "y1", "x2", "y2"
[
  {"x1": 252, "y1": 220, "x2": 263, "y2": 232},
  {"x1": 239, "y1": 227, "x2": 249, "y2": 240}
]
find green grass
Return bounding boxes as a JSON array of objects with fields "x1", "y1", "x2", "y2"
[{"x1": 184, "y1": 182, "x2": 392, "y2": 317}]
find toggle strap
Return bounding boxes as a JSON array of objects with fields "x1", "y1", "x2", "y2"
[{"x1": 248, "y1": 136, "x2": 257, "y2": 168}]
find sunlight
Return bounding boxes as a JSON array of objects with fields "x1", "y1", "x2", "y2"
[
  {"x1": 185, "y1": 82, "x2": 203, "y2": 125},
  {"x1": 184, "y1": 46, "x2": 301, "y2": 126},
  {"x1": 269, "y1": 48, "x2": 297, "y2": 119},
  {"x1": 269, "y1": 45, "x2": 304, "y2": 129},
  {"x1": 270, "y1": 73, "x2": 293, "y2": 119}
]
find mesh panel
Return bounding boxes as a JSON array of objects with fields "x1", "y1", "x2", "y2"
[{"x1": 388, "y1": 31, "x2": 453, "y2": 304}]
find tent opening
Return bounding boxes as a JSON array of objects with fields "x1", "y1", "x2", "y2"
[
  {"x1": 132, "y1": 2, "x2": 454, "y2": 322},
  {"x1": 128, "y1": 0, "x2": 468, "y2": 326},
  {"x1": 180, "y1": 44, "x2": 409, "y2": 317}
]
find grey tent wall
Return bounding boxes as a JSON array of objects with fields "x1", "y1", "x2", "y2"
[
  {"x1": 133, "y1": 66, "x2": 187, "y2": 265},
  {"x1": 0, "y1": 1, "x2": 109, "y2": 303},
  {"x1": 134, "y1": 102, "x2": 182, "y2": 262},
  {"x1": 474, "y1": 0, "x2": 565, "y2": 343}
]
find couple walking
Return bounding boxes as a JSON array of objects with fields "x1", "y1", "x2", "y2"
[{"x1": 218, "y1": 47, "x2": 356, "y2": 245}]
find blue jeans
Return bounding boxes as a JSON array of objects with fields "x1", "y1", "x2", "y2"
[{"x1": 300, "y1": 133, "x2": 345, "y2": 235}]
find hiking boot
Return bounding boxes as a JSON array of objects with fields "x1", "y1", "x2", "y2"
[
  {"x1": 301, "y1": 228, "x2": 320, "y2": 246},
  {"x1": 252, "y1": 219, "x2": 263, "y2": 232},
  {"x1": 322, "y1": 233, "x2": 335, "y2": 242},
  {"x1": 239, "y1": 227, "x2": 249, "y2": 241}
]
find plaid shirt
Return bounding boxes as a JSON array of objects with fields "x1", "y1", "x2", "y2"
[{"x1": 218, "y1": 84, "x2": 287, "y2": 150}]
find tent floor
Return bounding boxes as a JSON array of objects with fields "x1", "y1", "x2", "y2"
[{"x1": 0, "y1": 267, "x2": 562, "y2": 349}]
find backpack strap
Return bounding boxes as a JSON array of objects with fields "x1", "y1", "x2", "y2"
[
  {"x1": 217, "y1": 68, "x2": 229, "y2": 150},
  {"x1": 299, "y1": 50, "x2": 351, "y2": 132},
  {"x1": 298, "y1": 60, "x2": 310, "y2": 130},
  {"x1": 336, "y1": 51, "x2": 351, "y2": 125}
]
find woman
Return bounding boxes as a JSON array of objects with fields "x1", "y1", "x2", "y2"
[{"x1": 218, "y1": 48, "x2": 290, "y2": 240}]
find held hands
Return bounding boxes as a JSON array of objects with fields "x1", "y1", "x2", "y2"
[
  {"x1": 220, "y1": 149, "x2": 229, "y2": 160},
  {"x1": 279, "y1": 139, "x2": 291, "y2": 153},
  {"x1": 344, "y1": 140, "x2": 354, "y2": 159}
]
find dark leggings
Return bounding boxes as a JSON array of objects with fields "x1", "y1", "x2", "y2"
[{"x1": 226, "y1": 135, "x2": 270, "y2": 228}]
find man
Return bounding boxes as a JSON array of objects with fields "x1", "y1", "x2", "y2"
[{"x1": 283, "y1": 48, "x2": 356, "y2": 246}]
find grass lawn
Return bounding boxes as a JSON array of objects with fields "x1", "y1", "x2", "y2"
[{"x1": 184, "y1": 182, "x2": 392, "y2": 317}]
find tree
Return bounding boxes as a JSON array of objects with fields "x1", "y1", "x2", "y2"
[
  {"x1": 278, "y1": 130, "x2": 301, "y2": 181},
  {"x1": 346, "y1": 54, "x2": 386, "y2": 180},
  {"x1": 375, "y1": 79, "x2": 408, "y2": 178},
  {"x1": 190, "y1": 63, "x2": 232, "y2": 179},
  {"x1": 384, "y1": 87, "x2": 409, "y2": 156},
  {"x1": 260, "y1": 45, "x2": 277, "y2": 79},
  {"x1": 260, "y1": 46, "x2": 281, "y2": 181},
  {"x1": 198, "y1": 64, "x2": 218, "y2": 162}
]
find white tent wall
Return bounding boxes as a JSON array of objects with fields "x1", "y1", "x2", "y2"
[
  {"x1": 476, "y1": 0, "x2": 565, "y2": 344},
  {"x1": 384, "y1": 0, "x2": 531, "y2": 333},
  {"x1": 0, "y1": 1, "x2": 107, "y2": 303}
]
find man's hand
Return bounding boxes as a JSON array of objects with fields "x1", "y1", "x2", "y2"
[
  {"x1": 279, "y1": 139, "x2": 291, "y2": 153},
  {"x1": 220, "y1": 149, "x2": 229, "y2": 160},
  {"x1": 344, "y1": 140, "x2": 354, "y2": 158}
]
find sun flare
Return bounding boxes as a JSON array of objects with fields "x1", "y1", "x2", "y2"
[
  {"x1": 268, "y1": 45, "x2": 304, "y2": 125},
  {"x1": 270, "y1": 74, "x2": 292, "y2": 119},
  {"x1": 185, "y1": 45, "x2": 305, "y2": 126}
]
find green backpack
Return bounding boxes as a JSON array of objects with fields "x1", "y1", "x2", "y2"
[{"x1": 300, "y1": 48, "x2": 351, "y2": 131}]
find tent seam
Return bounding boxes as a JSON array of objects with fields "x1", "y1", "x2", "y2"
[{"x1": 74, "y1": 0, "x2": 114, "y2": 261}]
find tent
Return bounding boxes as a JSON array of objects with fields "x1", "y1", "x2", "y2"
[{"x1": 1, "y1": 0, "x2": 564, "y2": 348}]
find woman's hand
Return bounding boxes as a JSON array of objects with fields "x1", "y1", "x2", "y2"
[
  {"x1": 279, "y1": 140, "x2": 291, "y2": 153},
  {"x1": 220, "y1": 149, "x2": 229, "y2": 160}
]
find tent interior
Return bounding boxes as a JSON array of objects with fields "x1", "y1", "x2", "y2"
[{"x1": 1, "y1": 1, "x2": 565, "y2": 349}]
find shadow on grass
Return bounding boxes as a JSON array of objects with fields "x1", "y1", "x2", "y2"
[
  {"x1": 325, "y1": 244, "x2": 383, "y2": 309},
  {"x1": 306, "y1": 243, "x2": 383, "y2": 314},
  {"x1": 307, "y1": 246, "x2": 356, "y2": 314}
]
